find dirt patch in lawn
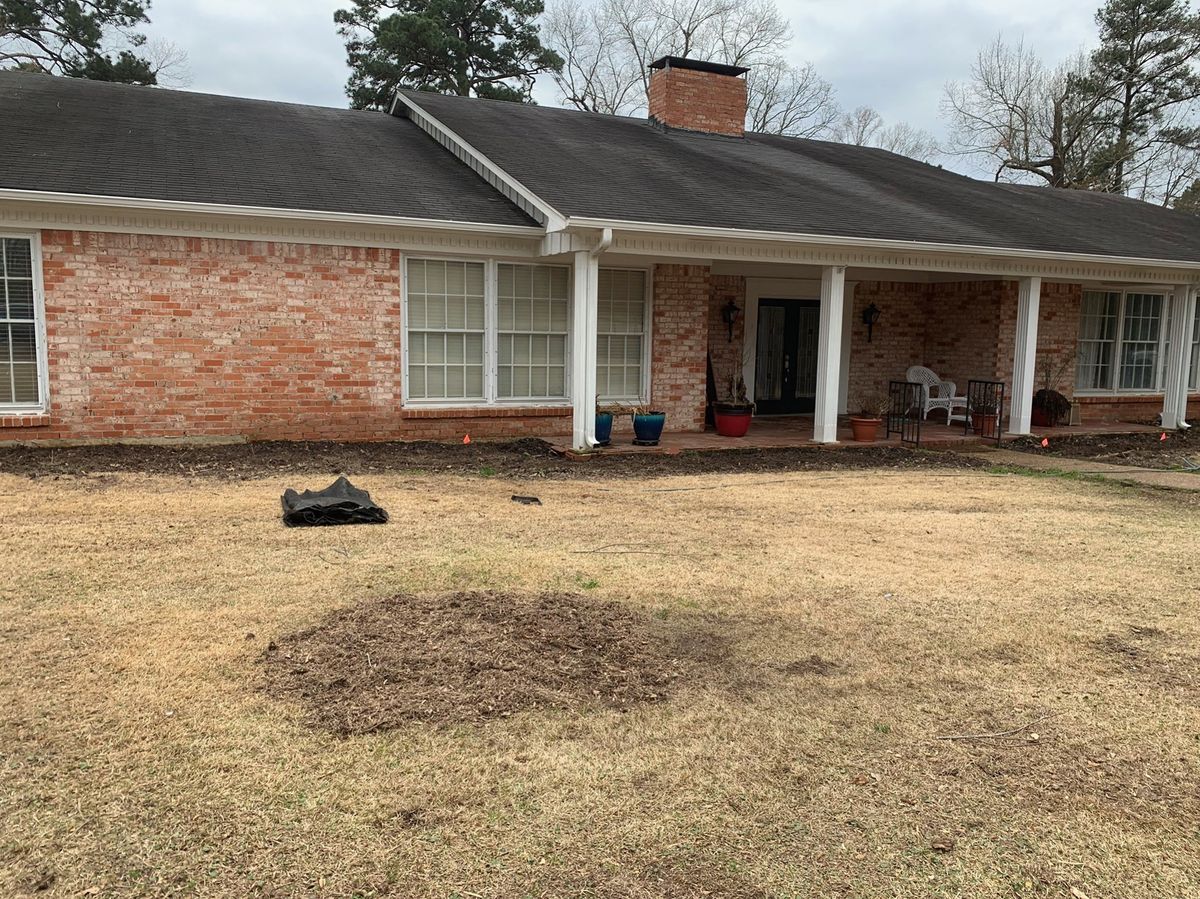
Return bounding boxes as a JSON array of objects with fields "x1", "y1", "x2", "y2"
[
  {"x1": 1010, "y1": 429, "x2": 1200, "y2": 471},
  {"x1": 0, "y1": 438, "x2": 987, "y2": 481},
  {"x1": 1094, "y1": 624, "x2": 1200, "y2": 692},
  {"x1": 260, "y1": 591, "x2": 731, "y2": 734}
]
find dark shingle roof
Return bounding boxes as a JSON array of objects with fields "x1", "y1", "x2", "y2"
[
  {"x1": 0, "y1": 72, "x2": 536, "y2": 228},
  {"x1": 404, "y1": 90, "x2": 1200, "y2": 263}
]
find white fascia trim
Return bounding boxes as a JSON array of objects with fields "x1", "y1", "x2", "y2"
[
  {"x1": 566, "y1": 216, "x2": 1200, "y2": 273},
  {"x1": 392, "y1": 93, "x2": 568, "y2": 233},
  {"x1": 0, "y1": 188, "x2": 546, "y2": 237}
]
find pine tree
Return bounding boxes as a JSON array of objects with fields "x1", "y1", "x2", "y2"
[
  {"x1": 1087, "y1": 0, "x2": 1200, "y2": 191},
  {"x1": 1174, "y1": 178, "x2": 1200, "y2": 212},
  {"x1": 335, "y1": 0, "x2": 563, "y2": 110},
  {"x1": 0, "y1": 0, "x2": 157, "y2": 84}
]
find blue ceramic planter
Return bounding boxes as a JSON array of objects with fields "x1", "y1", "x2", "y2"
[
  {"x1": 594, "y1": 412, "x2": 613, "y2": 446},
  {"x1": 632, "y1": 412, "x2": 666, "y2": 446}
]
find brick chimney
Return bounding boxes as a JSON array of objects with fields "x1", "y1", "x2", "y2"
[{"x1": 647, "y1": 56, "x2": 750, "y2": 137}]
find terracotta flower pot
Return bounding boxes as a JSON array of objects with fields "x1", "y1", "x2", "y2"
[
  {"x1": 972, "y1": 413, "x2": 999, "y2": 438},
  {"x1": 712, "y1": 404, "x2": 753, "y2": 437},
  {"x1": 849, "y1": 416, "x2": 882, "y2": 442}
]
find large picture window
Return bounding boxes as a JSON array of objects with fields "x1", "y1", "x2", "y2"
[
  {"x1": 497, "y1": 264, "x2": 569, "y2": 400},
  {"x1": 405, "y1": 259, "x2": 486, "y2": 401},
  {"x1": 1075, "y1": 289, "x2": 1175, "y2": 393},
  {"x1": 596, "y1": 269, "x2": 648, "y2": 402},
  {"x1": 404, "y1": 258, "x2": 572, "y2": 405},
  {"x1": 0, "y1": 236, "x2": 43, "y2": 410},
  {"x1": 1190, "y1": 301, "x2": 1200, "y2": 392}
]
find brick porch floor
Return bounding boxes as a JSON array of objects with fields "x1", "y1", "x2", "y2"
[{"x1": 551, "y1": 415, "x2": 1162, "y2": 456}]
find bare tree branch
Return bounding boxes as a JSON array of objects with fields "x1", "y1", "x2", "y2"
[{"x1": 543, "y1": 0, "x2": 837, "y2": 136}]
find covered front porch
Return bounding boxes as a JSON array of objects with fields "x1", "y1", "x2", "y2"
[
  {"x1": 558, "y1": 233, "x2": 1199, "y2": 453},
  {"x1": 552, "y1": 414, "x2": 1161, "y2": 456}
]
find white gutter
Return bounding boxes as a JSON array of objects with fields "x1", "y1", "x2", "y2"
[
  {"x1": 0, "y1": 188, "x2": 546, "y2": 236},
  {"x1": 566, "y1": 215, "x2": 1200, "y2": 272},
  {"x1": 592, "y1": 227, "x2": 613, "y2": 257}
]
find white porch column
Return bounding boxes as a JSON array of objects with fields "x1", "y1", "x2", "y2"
[
  {"x1": 1162, "y1": 285, "x2": 1196, "y2": 430},
  {"x1": 570, "y1": 250, "x2": 600, "y2": 450},
  {"x1": 814, "y1": 265, "x2": 847, "y2": 443},
  {"x1": 1007, "y1": 276, "x2": 1042, "y2": 436},
  {"x1": 838, "y1": 281, "x2": 855, "y2": 414}
]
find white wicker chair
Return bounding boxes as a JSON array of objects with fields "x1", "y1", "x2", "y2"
[{"x1": 906, "y1": 366, "x2": 968, "y2": 424}]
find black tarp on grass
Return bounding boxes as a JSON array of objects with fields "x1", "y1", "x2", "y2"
[{"x1": 281, "y1": 476, "x2": 389, "y2": 527}]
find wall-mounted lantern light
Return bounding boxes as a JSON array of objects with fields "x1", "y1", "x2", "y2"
[
  {"x1": 721, "y1": 299, "x2": 741, "y2": 343},
  {"x1": 862, "y1": 303, "x2": 882, "y2": 342}
]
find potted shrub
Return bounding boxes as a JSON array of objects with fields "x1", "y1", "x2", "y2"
[
  {"x1": 971, "y1": 396, "x2": 1000, "y2": 438},
  {"x1": 849, "y1": 389, "x2": 889, "y2": 442},
  {"x1": 1032, "y1": 389, "x2": 1072, "y2": 428},
  {"x1": 1031, "y1": 354, "x2": 1075, "y2": 427},
  {"x1": 712, "y1": 372, "x2": 754, "y2": 437},
  {"x1": 630, "y1": 405, "x2": 667, "y2": 446},
  {"x1": 594, "y1": 403, "x2": 618, "y2": 447}
]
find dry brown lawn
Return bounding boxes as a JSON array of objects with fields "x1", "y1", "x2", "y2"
[{"x1": 1, "y1": 461, "x2": 1198, "y2": 898}]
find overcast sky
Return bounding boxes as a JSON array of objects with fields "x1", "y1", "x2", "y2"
[{"x1": 141, "y1": 0, "x2": 1103, "y2": 178}]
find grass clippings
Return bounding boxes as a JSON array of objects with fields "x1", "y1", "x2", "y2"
[{"x1": 260, "y1": 591, "x2": 725, "y2": 733}]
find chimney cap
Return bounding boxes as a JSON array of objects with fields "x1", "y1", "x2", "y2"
[{"x1": 648, "y1": 56, "x2": 749, "y2": 77}]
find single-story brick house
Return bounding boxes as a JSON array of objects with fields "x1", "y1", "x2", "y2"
[{"x1": 1, "y1": 57, "x2": 1197, "y2": 449}]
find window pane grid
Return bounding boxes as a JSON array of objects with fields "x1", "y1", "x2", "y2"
[
  {"x1": 497, "y1": 263, "x2": 569, "y2": 400},
  {"x1": 406, "y1": 259, "x2": 486, "y2": 401},
  {"x1": 597, "y1": 269, "x2": 646, "y2": 401},
  {"x1": 1118, "y1": 293, "x2": 1162, "y2": 390},
  {"x1": 1190, "y1": 302, "x2": 1200, "y2": 392},
  {"x1": 1076, "y1": 291, "x2": 1119, "y2": 390},
  {"x1": 0, "y1": 237, "x2": 40, "y2": 406},
  {"x1": 1076, "y1": 290, "x2": 1180, "y2": 394}
]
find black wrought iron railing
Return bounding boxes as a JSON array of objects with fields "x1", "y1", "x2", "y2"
[
  {"x1": 965, "y1": 379, "x2": 1005, "y2": 446},
  {"x1": 887, "y1": 380, "x2": 922, "y2": 447}
]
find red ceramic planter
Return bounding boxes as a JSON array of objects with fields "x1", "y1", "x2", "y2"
[{"x1": 713, "y1": 405, "x2": 753, "y2": 437}]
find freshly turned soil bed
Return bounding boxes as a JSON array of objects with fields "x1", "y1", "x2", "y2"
[
  {"x1": 260, "y1": 591, "x2": 729, "y2": 733},
  {"x1": 1010, "y1": 429, "x2": 1200, "y2": 471},
  {"x1": 0, "y1": 438, "x2": 986, "y2": 480}
]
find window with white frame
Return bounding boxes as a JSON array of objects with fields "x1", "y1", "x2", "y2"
[
  {"x1": 404, "y1": 258, "x2": 571, "y2": 405},
  {"x1": 1075, "y1": 289, "x2": 1173, "y2": 392},
  {"x1": 1, "y1": 236, "x2": 42, "y2": 410},
  {"x1": 1190, "y1": 301, "x2": 1200, "y2": 392},
  {"x1": 405, "y1": 259, "x2": 487, "y2": 401},
  {"x1": 497, "y1": 264, "x2": 569, "y2": 399},
  {"x1": 596, "y1": 268, "x2": 648, "y2": 402}
]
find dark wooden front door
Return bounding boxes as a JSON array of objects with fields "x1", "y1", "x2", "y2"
[{"x1": 754, "y1": 299, "x2": 820, "y2": 415}]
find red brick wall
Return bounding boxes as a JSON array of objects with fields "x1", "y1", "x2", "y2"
[
  {"x1": 1077, "y1": 394, "x2": 1200, "y2": 423},
  {"x1": 1, "y1": 230, "x2": 569, "y2": 443},
  {"x1": 651, "y1": 264, "x2": 710, "y2": 430},
  {"x1": 648, "y1": 65, "x2": 747, "y2": 137},
  {"x1": 708, "y1": 274, "x2": 746, "y2": 401},
  {"x1": 993, "y1": 280, "x2": 1081, "y2": 400},
  {"x1": 924, "y1": 281, "x2": 1006, "y2": 391},
  {"x1": 846, "y1": 282, "x2": 926, "y2": 409}
]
